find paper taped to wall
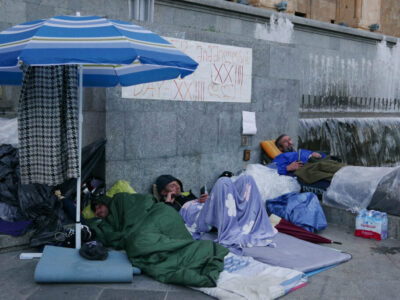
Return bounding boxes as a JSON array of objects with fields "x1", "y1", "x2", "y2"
[{"x1": 242, "y1": 111, "x2": 257, "y2": 135}]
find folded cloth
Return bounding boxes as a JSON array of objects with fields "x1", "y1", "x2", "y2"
[
  {"x1": 294, "y1": 159, "x2": 345, "y2": 184},
  {"x1": 266, "y1": 192, "x2": 327, "y2": 233},
  {"x1": 0, "y1": 219, "x2": 32, "y2": 237},
  {"x1": 18, "y1": 64, "x2": 79, "y2": 186}
]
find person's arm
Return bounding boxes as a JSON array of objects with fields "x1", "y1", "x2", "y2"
[
  {"x1": 286, "y1": 161, "x2": 303, "y2": 172},
  {"x1": 198, "y1": 193, "x2": 208, "y2": 203},
  {"x1": 273, "y1": 152, "x2": 298, "y2": 175},
  {"x1": 310, "y1": 152, "x2": 326, "y2": 159},
  {"x1": 165, "y1": 192, "x2": 176, "y2": 204},
  {"x1": 299, "y1": 149, "x2": 325, "y2": 161}
]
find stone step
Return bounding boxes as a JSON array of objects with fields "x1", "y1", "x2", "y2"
[
  {"x1": 322, "y1": 203, "x2": 400, "y2": 240},
  {"x1": 0, "y1": 231, "x2": 34, "y2": 253},
  {"x1": 1, "y1": 205, "x2": 399, "y2": 253}
]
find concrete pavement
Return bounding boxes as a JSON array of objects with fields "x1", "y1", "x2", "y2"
[{"x1": 2, "y1": 223, "x2": 400, "y2": 299}]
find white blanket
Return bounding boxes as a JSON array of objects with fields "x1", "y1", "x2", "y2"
[
  {"x1": 233, "y1": 164, "x2": 301, "y2": 203},
  {"x1": 194, "y1": 253, "x2": 306, "y2": 300}
]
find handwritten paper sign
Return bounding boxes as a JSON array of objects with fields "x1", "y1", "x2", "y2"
[{"x1": 121, "y1": 38, "x2": 252, "y2": 103}]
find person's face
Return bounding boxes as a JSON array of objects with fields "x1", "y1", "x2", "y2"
[
  {"x1": 94, "y1": 204, "x2": 109, "y2": 218},
  {"x1": 278, "y1": 135, "x2": 295, "y2": 152},
  {"x1": 161, "y1": 180, "x2": 181, "y2": 197}
]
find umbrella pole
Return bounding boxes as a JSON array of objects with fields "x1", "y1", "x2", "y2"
[{"x1": 75, "y1": 64, "x2": 83, "y2": 249}]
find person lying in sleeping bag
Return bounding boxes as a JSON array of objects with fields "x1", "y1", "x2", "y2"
[
  {"x1": 88, "y1": 193, "x2": 228, "y2": 287},
  {"x1": 273, "y1": 134, "x2": 326, "y2": 176},
  {"x1": 273, "y1": 134, "x2": 344, "y2": 184},
  {"x1": 155, "y1": 174, "x2": 278, "y2": 254}
]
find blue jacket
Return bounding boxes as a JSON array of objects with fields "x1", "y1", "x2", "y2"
[{"x1": 273, "y1": 149, "x2": 326, "y2": 175}]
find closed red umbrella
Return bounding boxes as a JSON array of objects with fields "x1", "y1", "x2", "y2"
[{"x1": 275, "y1": 218, "x2": 341, "y2": 244}]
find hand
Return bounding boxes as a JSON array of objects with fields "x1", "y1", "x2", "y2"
[
  {"x1": 198, "y1": 193, "x2": 208, "y2": 203},
  {"x1": 311, "y1": 152, "x2": 322, "y2": 158},
  {"x1": 286, "y1": 161, "x2": 303, "y2": 172},
  {"x1": 165, "y1": 192, "x2": 175, "y2": 203}
]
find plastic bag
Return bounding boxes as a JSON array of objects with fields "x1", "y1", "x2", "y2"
[
  {"x1": 0, "y1": 202, "x2": 22, "y2": 222},
  {"x1": 369, "y1": 167, "x2": 400, "y2": 216},
  {"x1": 0, "y1": 117, "x2": 18, "y2": 146},
  {"x1": 233, "y1": 164, "x2": 300, "y2": 203},
  {"x1": 323, "y1": 166, "x2": 394, "y2": 212},
  {"x1": 0, "y1": 144, "x2": 19, "y2": 207}
]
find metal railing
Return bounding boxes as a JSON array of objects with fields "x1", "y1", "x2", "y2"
[{"x1": 300, "y1": 95, "x2": 400, "y2": 113}]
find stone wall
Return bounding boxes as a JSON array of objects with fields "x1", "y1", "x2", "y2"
[
  {"x1": 106, "y1": 0, "x2": 395, "y2": 193},
  {"x1": 0, "y1": 0, "x2": 396, "y2": 193},
  {"x1": 106, "y1": 0, "x2": 301, "y2": 193}
]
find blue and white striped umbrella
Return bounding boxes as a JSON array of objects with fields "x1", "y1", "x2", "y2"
[
  {"x1": 0, "y1": 15, "x2": 198, "y2": 249},
  {"x1": 0, "y1": 15, "x2": 198, "y2": 86}
]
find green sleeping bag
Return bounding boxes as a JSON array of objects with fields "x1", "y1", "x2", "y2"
[{"x1": 87, "y1": 193, "x2": 228, "y2": 287}]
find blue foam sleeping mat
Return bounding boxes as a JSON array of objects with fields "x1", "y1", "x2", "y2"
[{"x1": 34, "y1": 245, "x2": 138, "y2": 283}]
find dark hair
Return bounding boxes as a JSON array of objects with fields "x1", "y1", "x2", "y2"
[
  {"x1": 219, "y1": 171, "x2": 234, "y2": 178},
  {"x1": 90, "y1": 197, "x2": 109, "y2": 212},
  {"x1": 89, "y1": 187, "x2": 106, "y2": 211},
  {"x1": 155, "y1": 175, "x2": 183, "y2": 196},
  {"x1": 275, "y1": 134, "x2": 287, "y2": 148},
  {"x1": 90, "y1": 200, "x2": 101, "y2": 212}
]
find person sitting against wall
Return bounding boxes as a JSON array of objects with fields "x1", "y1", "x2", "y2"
[
  {"x1": 155, "y1": 174, "x2": 277, "y2": 254},
  {"x1": 273, "y1": 134, "x2": 344, "y2": 185}
]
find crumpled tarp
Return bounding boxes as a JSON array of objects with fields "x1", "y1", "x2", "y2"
[
  {"x1": 0, "y1": 202, "x2": 22, "y2": 222},
  {"x1": 0, "y1": 144, "x2": 20, "y2": 208},
  {"x1": 322, "y1": 166, "x2": 394, "y2": 212},
  {"x1": 0, "y1": 139, "x2": 105, "y2": 243},
  {"x1": 369, "y1": 167, "x2": 400, "y2": 216},
  {"x1": 179, "y1": 175, "x2": 277, "y2": 254},
  {"x1": 266, "y1": 192, "x2": 327, "y2": 232}
]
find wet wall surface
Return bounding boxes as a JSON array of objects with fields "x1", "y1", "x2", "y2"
[
  {"x1": 299, "y1": 117, "x2": 400, "y2": 166},
  {"x1": 0, "y1": 0, "x2": 396, "y2": 192}
]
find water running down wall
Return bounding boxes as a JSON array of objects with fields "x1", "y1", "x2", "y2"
[
  {"x1": 303, "y1": 39, "x2": 400, "y2": 100},
  {"x1": 298, "y1": 118, "x2": 400, "y2": 167},
  {"x1": 297, "y1": 30, "x2": 400, "y2": 166}
]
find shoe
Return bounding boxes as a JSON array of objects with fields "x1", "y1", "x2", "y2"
[{"x1": 79, "y1": 241, "x2": 108, "y2": 260}]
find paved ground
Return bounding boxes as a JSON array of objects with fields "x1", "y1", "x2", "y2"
[{"x1": 1, "y1": 224, "x2": 400, "y2": 300}]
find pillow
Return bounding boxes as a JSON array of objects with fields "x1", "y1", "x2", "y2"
[
  {"x1": 106, "y1": 180, "x2": 136, "y2": 198},
  {"x1": 260, "y1": 140, "x2": 282, "y2": 159}
]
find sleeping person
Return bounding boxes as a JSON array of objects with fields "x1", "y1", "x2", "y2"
[
  {"x1": 88, "y1": 193, "x2": 228, "y2": 287},
  {"x1": 155, "y1": 174, "x2": 277, "y2": 254}
]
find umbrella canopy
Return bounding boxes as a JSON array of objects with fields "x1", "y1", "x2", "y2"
[
  {"x1": 275, "y1": 218, "x2": 340, "y2": 244},
  {"x1": 0, "y1": 15, "x2": 198, "y2": 86},
  {"x1": 0, "y1": 15, "x2": 198, "y2": 249}
]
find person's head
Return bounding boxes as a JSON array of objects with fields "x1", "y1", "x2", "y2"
[
  {"x1": 275, "y1": 134, "x2": 295, "y2": 153},
  {"x1": 155, "y1": 175, "x2": 183, "y2": 198},
  {"x1": 93, "y1": 203, "x2": 109, "y2": 218},
  {"x1": 90, "y1": 197, "x2": 111, "y2": 218}
]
